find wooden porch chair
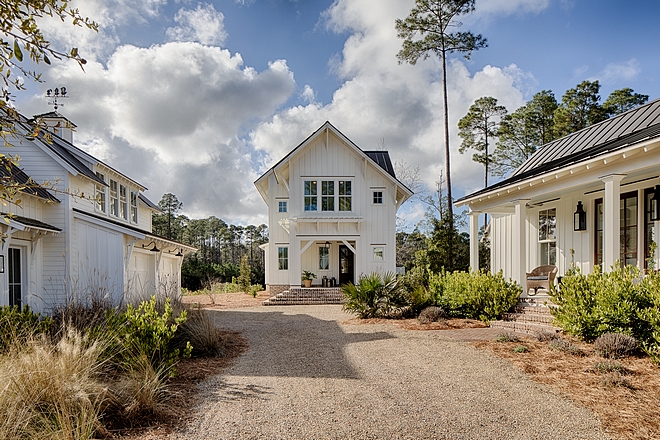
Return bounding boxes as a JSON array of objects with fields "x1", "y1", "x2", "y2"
[{"x1": 526, "y1": 265, "x2": 558, "y2": 295}]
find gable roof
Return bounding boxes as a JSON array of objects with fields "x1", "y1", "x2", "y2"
[
  {"x1": 456, "y1": 97, "x2": 660, "y2": 205},
  {"x1": 255, "y1": 121, "x2": 412, "y2": 199}
]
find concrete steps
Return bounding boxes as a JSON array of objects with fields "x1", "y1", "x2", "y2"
[
  {"x1": 490, "y1": 303, "x2": 561, "y2": 336},
  {"x1": 263, "y1": 287, "x2": 345, "y2": 306}
]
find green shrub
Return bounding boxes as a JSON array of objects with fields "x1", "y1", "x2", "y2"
[
  {"x1": 0, "y1": 306, "x2": 52, "y2": 353},
  {"x1": 495, "y1": 331, "x2": 519, "y2": 343},
  {"x1": 107, "y1": 297, "x2": 192, "y2": 375},
  {"x1": 429, "y1": 270, "x2": 520, "y2": 322},
  {"x1": 513, "y1": 345, "x2": 528, "y2": 353},
  {"x1": 593, "y1": 361, "x2": 623, "y2": 373},
  {"x1": 172, "y1": 307, "x2": 225, "y2": 357},
  {"x1": 342, "y1": 272, "x2": 405, "y2": 318},
  {"x1": 400, "y1": 266, "x2": 433, "y2": 315},
  {"x1": 417, "y1": 306, "x2": 447, "y2": 324}
]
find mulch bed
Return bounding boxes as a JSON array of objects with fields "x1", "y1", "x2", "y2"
[
  {"x1": 343, "y1": 317, "x2": 488, "y2": 331},
  {"x1": 474, "y1": 336, "x2": 660, "y2": 440}
]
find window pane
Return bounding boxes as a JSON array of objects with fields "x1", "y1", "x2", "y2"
[
  {"x1": 322, "y1": 181, "x2": 334, "y2": 195},
  {"x1": 279, "y1": 201, "x2": 287, "y2": 213},
  {"x1": 373, "y1": 247, "x2": 383, "y2": 261},
  {"x1": 547, "y1": 208, "x2": 556, "y2": 240},
  {"x1": 373, "y1": 191, "x2": 383, "y2": 204},
  {"x1": 339, "y1": 196, "x2": 351, "y2": 211},
  {"x1": 278, "y1": 247, "x2": 288, "y2": 270},
  {"x1": 322, "y1": 196, "x2": 334, "y2": 211},
  {"x1": 339, "y1": 181, "x2": 351, "y2": 195},
  {"x1": 304, "y1": 196, "x2": 317, "y2": 211},
  {"x1": 304, "y1": 180, "x2": 317, "y2": 195}
]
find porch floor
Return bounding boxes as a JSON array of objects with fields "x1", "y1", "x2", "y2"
[{"x1": 263, "y1": 287, "x2": 344, "y2": 306}]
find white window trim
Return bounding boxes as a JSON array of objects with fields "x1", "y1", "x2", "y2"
[
  {"x1": 372, "y1": 189, "x2": 385, "y2": 205},
  {"x1": 372, "y1": 246, "x2": 385, "y2": 262},
  {"x1": 303, "y1": 178, "x2": 353, "y2": 213},
  {"x1": 130, "y1": 190, "x2": 138, "y2": 223},
  {"x1": 95, "y1": 172, "x2": 106, "y2": 214},
  {"x1": 277, "y1": 246, "x2": 289, "y2": 271},
  {"x1": 538, "y1": 207, "x2": 557, "y2": 265},
  {"x1": 318, "y1": 246, "x2": 330, "y2": 271},
  {"x1": 109, "y1": 179, "x2": 118, "y2": 217}
]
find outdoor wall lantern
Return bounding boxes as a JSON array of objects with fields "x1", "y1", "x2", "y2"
[
  {"x1": 142, "y1": 241, "x2": 160, "y2": 252},
  {"x1": 574, "y1": 201, "x2": 587, "y2": 231},
  {"x1": 175, "y1": 249, "x2": 184, "y2": 257},
  {"x1": 651, "y1": 185, "x2": 660, "y2": 222},
  {"x1": 325, "y1": 241, "x2": 330, "y2": 249},
  {"x1": 0, "y1": 255, "x2": 4, "y2": 273}
]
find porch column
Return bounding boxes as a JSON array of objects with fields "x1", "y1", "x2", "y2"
[
  {"x1": 468, "y1": 210, "x2": 480, "y2": 272},
  {"x1": 601, "y1": 174, "x2": 625, "y2": 271},
  {"x1": 512, "y1": 199, "x2": 530, "y2": 288},
  {"x1": 289, "y1": 236, "x2": 301, "y2": 287}
]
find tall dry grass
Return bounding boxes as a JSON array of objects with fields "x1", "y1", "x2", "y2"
[{"x1": 0, "y1": 330, "x2": 107, "y2": 440}]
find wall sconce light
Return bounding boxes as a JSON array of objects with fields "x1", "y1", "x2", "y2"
[
  {"x1": 574, "y1": 201, "x2": 587, "y2": 231},
  {"x1": 142, "y1": 241, "x2": 160, "y2": 252},
  {"x1": 651, "y1": 185, "x2": 660, "y2": 222},
  {"x1": 325, "y1": 241, "x2": 330, "y2": 249},
  {"x1": 175, "y1": 249, "x2": 184, "y2": 257},
  {"x1": 0, "y1": 255, "x2": 4, "y2": 273}
]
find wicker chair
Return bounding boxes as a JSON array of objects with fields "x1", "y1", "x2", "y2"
[{"x1": 526, "y1": 265, "x2": 558, "y2": 295}]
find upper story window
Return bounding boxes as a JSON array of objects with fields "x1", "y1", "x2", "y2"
[
  {"x1": 278, "y1": 201, "x2": 287, "y2": 213},
  {"x1": 373, "y1": 191, "x2": 383, "y2": 204},
  {"x1": 95, "y1": 172, "x2": 106, "y2": 213},
  {"x1": 304, "y1": 179, "x2": 352, "y2": 213},
  {"x1": 130, "y1": 190, "x2": 138, "y2": 223},
  {"x1": 109, "y1": 180, "x2": 118, "y2": 217},
  {"x1": 119, "y1": 185, "x2": 128, "y2": 220},
  {"x1": 373, "y1": 246, "x2": 384, "y2": 261}
]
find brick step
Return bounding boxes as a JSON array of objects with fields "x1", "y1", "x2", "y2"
[
  {"x1": 263, "y1": 289, "x2": 345, "y2": 306},
  {"x1": 490, "y1": 320, "x2": 560, "y2": 336},
  {"x1": 501, "y1": 311, "x2": 555, "y2": 325}
]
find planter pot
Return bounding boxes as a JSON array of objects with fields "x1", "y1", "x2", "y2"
[{"x1": 303, "y1": 279, "x2": 312, "y2": 288}]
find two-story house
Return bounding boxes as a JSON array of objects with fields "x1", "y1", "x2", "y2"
[
  {"x1": 0, "y1": 111, "x2": 195, "y2": 313},
  {"x1": 255, "y1": 122, "x2": 413, "y2": 297}
]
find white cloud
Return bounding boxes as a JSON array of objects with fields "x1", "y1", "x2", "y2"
[
  {"x1": 593, "y1": 59, "x2": 641, "y2": 85},
  {"x1": 166, "y1": 3, "x2": 228, "y2": 46},
  {"x1": 475, "y1": 0, "x2": 550, "y2": 17},
  {"x1": 300, "y1": 85, "x2": 317, "y2": 104}
]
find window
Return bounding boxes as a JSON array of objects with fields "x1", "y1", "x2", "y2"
[
  {"x1": 321, "y1": 181, "x2": 334, "y2": 211},
  {"x1": 95, "y1": 172, "x2": 106, "y2": 213},
  {"x1": 373, "y1": 247, "x2": 384, "y2": 261},
  {"x1": 373, "y1": 191, "x2": 383, "y2": 204},
  {"x1": 278, "y1": 247, "x2": 288, "y2": 270},
  {"x1": 538, "y1": 208, "x2": 556, "y2": 266},
  {"x1": 278, "y1": 201, "x2": 287, "y2": 213},
  {"x1": 645, "y1": 188, "x2": 658, "y2": 270},
  {"x1": 109, "y1": 180, "x2": 118, "y2": 216},
  {"x1": 119, "y1": 185, "x2": 128, "y2": 220},
  {"x1": 319, "y1": 246, "x2": 329, "y2": 270},
  {"x1": 595, "y1": 192, "x2": 638, "y2": 267},
  {"x1": 130, "y1": 190, "x2": 138, "y2": 223},
  {"x1": 339, "y1": 180, "x2": 352, "y2": 211},
  {"x1": 304, "y1": 180, "x2": 317, "y2": 211}
]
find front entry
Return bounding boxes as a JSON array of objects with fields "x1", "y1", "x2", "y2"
[
  {"x1": 8, "y1": 248, "x2": 22, "y2": 308},
  {"x1": 339, "y1": 245, "x2": 354, "y2": 285}
]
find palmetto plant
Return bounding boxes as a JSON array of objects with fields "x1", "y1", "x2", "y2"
[{"x1": 341, "y1": 272, "x2": 405, "y2": 318}]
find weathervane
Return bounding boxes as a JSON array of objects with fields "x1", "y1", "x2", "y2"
[{"x1": 46, "y1": 87, "x2": 68, "y2": 111}]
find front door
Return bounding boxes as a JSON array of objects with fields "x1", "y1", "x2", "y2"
[
  {"x1": 339, "y1": 245, "x2": 354, "y2": 285},
  {"x1": 8, "y1": 248, "x2": 22, "y2": 308}
]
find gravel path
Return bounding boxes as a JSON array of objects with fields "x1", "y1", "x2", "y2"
[{"x1": 173, "y1": 305, "x2": 612, "y2": 440}]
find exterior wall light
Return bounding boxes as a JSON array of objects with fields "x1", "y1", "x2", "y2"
[
  {"x1": 651, "y1": 185, "x2": 660, "y2": 222},
  {"x1": 574, "y1": 201, "x2": 587, "y2": 231},
  {"x1": 325, "y1": 241, "x2": 330, "y2": 249}
]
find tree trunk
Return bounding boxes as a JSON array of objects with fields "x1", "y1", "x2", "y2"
[{"x1": 441, "y1": 45, "x2": 454, "y2": 259}]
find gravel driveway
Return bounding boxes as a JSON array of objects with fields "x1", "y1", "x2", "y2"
[{"x1": 173, "y1": 305, "x2": 612, "y2": 440}]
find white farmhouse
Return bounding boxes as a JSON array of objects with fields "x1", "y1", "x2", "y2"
[
  {"x1": 255, "y1": 122, "x2": 413, "y2": 302},
  {"x1": 0, "y1": 111, "x2": 195, "y2": 313},
  {"x1": 456, "y1": 98, "x2": 660, "y2": 299}
]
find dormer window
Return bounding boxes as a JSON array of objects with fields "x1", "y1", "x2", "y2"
[
  {"x1": 109, "y1": 180, "x2": 118, "y2": 216},
  {"x1": 130, "y1": 190, "x2": 138, "y2": 223},
  {"x1": 95, "y1": 172, "x2": 106, "y2": 213},
  {"x1": 119, "y1": 185, "x2": 128, "y2": 220}
]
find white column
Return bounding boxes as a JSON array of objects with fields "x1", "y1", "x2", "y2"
[
  {"x1": 289, "y1": 236, "x2": 301, "y2": 287},
  {"x1": 601, "y1": 174, "x2": 625, "y2": 271},
  {"x1": 512, "y1": 200, "x2": 530, "y2": 288},
  {"x1": 468, "y1": 210, "x2": 480, "y2": 272}
]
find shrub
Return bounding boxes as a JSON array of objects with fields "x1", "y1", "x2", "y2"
[
  {"x1": 548, "y1": 338, "x2": 583, "y2": 356},
  {"x1": 0, "y1": 306, "x2": 52, "y2": 353},
  {"x1": 342, "y1": 272, "x2": 405, "y2": 318},
  {"x1": 429, "y1": 270, "x2": 520, "y2": 322},
  {"x1": 594, "y1": 332, "x2": 638, "y2": 359},
  {"x1": 535, "y1": 330, "x2": 560, "y2": 342},
  {"x1": 172, "y1": 307, "x2": 225, "y2": 357},
  {"x1": 593, "y1": 361, "x2": 623, "y2": 373},
  {"x1": 600, "y1": 371, "x2": 633, "y2": 389},
  {"x1": 513, "y1": 345, "x2": 528, "y2": 353},
  {"x1": 238, "y1": 255, "x2": 252, "y2": 294},
  {"x1": 400, "y1": 266, "x2": 433, "y2": 315},
  {"x1": 417, "y1": 306, "x2": 446, "y2": 324},
  {"x1": 495, "y1": 331, "x2": 519, "y2": 343}
]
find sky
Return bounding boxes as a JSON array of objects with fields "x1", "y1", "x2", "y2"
[{"x1": 15, "y1": 0, "x2": 660, "y2": 229}]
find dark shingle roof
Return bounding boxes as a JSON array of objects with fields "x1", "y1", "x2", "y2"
[
  {"x1": 364, "y1": 151, "x2": 396, "y2": 178},
  {"x1": 456, "y1": 97, "x2": 660, "y2": 203},
  {"x1": 0, "y1": 161, "x2": 60, "y2": 202}
]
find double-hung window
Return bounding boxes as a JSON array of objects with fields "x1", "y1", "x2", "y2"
[
  {"x1": 538, "y1": 208, "x2": 556, "y2": 265},
  {"x1": 304, "y1": 181, "x2": 317, "y2": 211},
  {"x1": 95, "y1": 172, "x2": 106, "y2": 213},
  {"x1": 109, "y1": 180, "x2": 118, "y2": 217},
  {"x1": 130, "y1": 190, "x2": 138, "y2": 223},
  {"x1": 321, "y1": 181, "x2": 335, "y2": 211},
  {"x1": 339, "y1": 181, "x2": 352, "y2": 211},
  {"x1": 119, "y1": 185, "x2": 128, "y2": 220},
  {"x1": 278, "y1": 201, "x2": 287, "y2": 213},
  {"x1": 278, "y1": 247, "x2": 288, "y2": 270}
]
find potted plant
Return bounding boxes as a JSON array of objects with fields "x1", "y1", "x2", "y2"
[{"x1": 301, "y1": 270, "x2": 316, "y2": 288}]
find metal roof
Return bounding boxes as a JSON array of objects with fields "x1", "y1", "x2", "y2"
[
  {"x1": 2, "y1": 213, "x2": 61, "y2": 233},
  {"x1": 456, "y1": 97, "x2": 660, "y2": 204},
  {"x1": 139, "y1": 193, "x2": 161, "y2": 211},
  {"x1": 0, "y1": 161, "x2": 60, "y2": 202},
  {"x1": 363, "y1": 151, "x2": 396, "y2": 178}
]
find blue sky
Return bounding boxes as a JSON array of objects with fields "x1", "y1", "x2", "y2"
[{"x1": 15, "y1": 0, "x2": 660, "y2": 228}]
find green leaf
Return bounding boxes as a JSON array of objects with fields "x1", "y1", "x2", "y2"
[
  {"x1": 43, "y1": 55, "x2": 50, "y2": 65},
  {"x1": 13, "y1": 40, "x2": 22, "y2": 62}
]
